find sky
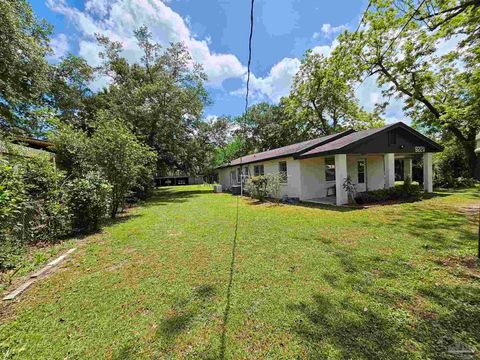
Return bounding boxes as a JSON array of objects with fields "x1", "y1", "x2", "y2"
[{"x1": 32, "y1": 0, "x2": 407, "y2": 123}]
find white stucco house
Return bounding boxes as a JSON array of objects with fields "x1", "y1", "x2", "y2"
[{"x1": 216, "y1": 122, "x2": 443, "y2": 205}]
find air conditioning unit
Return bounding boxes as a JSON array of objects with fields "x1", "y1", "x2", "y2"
[{"x1": 213, "y1": 184, "x2": 222, "y2": 193}]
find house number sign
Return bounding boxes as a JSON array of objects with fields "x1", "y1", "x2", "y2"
[{"x1": 415, "y1": 146, "x2": 425, "y2": 153}]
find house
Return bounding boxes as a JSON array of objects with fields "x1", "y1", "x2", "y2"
[{"x1": 216, "y1": 122, "x2": 443, "y2": 205}]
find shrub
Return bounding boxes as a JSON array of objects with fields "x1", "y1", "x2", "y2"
[
  {"x1": 66, "y1": 171, "x2": 112, "y2": 232},
  {"x1": 88, "y1": 115, "x2": 156, "y2": 217},
  {"x1": 434, "y1": 140, "x2": 475, "y2": 188},
  {"x1": 21, "y1": 156, "x2": 71, "y2": 243},
  {"x1": 245, "y1": 173, "x2": 283, "y2": 202},
  {"x1": 0, "y1": 161, "x2": 27, "y2": 270},
  {"x1": 355, "y1": 180, "x2": 422, "y2": 205}
]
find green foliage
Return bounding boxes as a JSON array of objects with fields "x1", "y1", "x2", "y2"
[
  {"x1": 355, "y1": 182, "x2": 423, "y2": 204},
  {"x1": 245, "y1": 173, "x2": 283, "y2": 202},
  {"x1": 235, "y1": 102, "x2": 308, "y2": 153},
  {"x1": 0, "y1": 0, "x2": 52, "y2": 133},
  {"x1": 95, "y1": 27, "x2": 209, "y2": 175},
  {"x1": 20, "y1": 157, "x2": 71, "y2": 243},
  {"x1": 0, "y1": 156, "x2": 70, "y2": 270},
  {"x1": 286, "y1": 50, "x2": 384, "y2": 136},
  {"x1": 88, "y1": 114, "x2": 156, "y2": 217},
  {"x1": 339, "y1": 0, "x2": 480, "y2": 177},
  {"x1": 342, "y1": 176, "x2": 357, "y2": 204},
  {"x1": 434, "y1": 140, "x2": 476, "y2": 188},
  {"x1": 65, "y1": 172, "x2": 112, "y2": 232},
  {"x1": 0, "y1": 161, "x2": 27, "y2": 270}
]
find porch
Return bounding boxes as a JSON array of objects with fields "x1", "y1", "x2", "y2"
[{"x1": 299, "y1": 152, "x2": 433, "y2": 206}]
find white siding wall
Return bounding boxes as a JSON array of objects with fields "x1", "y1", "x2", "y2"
[
  {"x1": 366, "y1": 155, "x2": 385, "y2": 190},
  {"x1": 299, "y1": 157, "x2": 332, "y2": 200},
  {"x1": 217, "y1": 157, "x2": 302, "y2": 198},
  {"x1": 217, "y1": 153, "x2": 387, "y2": 199}
]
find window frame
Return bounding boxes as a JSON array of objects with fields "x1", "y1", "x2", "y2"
[
  {"x1": 388, "y1": 130, "x2": 397, "y2": 145},
  {"x1": 278, "y1": 161, "x2": 287, "y2": 183},
  {"x1": 325, "y1": 157, "x2": 336, "y2": 182},
  {"x1": 357, "y1": 159, "x2": 366, "y2": 184},
  {"x1": 253, "y1": 164, "x2": 264, "y2": 177}
]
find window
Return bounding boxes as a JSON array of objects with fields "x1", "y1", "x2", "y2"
[
  {"x1": 253, "y1": 164, "x2": 264, "y2": 176},
  {"x1": 357, "y1": 159, "x2": 366, "y2": 184},
  {"x1": 325, "y1": 157, "x2": 335, "y2": 181},
  {"x1": 236, "y1": 168, "x2": 241, "y2": 183},
  {"x1": 278, "y1": 161, "x2": 287, "y2": 183},
  {"x1": 230, "y1": 171, "x2": 236, "y2": 184},
  {"x1": 388, "y1": 130, "x2": 397, "y2": 145}
]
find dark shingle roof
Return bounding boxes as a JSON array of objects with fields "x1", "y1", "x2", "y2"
[
  {"x1": 298, "y1": 124, "x2": 396, "y2": 157},
  {"x1": 218, "y1": 130, "x2": 353, "y2": 168},
  {"x1": 218, "y1": 122, "x2": 442, "y2": 168}
]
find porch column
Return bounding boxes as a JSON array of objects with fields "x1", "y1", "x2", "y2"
[
  {"x1": 384, "y1": 153, "x2": 395, "y2": 188},
  {"x1": 335, "y1": 154, "x2": 348, "y2": 205},
  {"x1": 404, "y1": 158, "x2": 413, "y2": 181},
  {"x1": 423, "y1": 153, "x2": 433, "y2": 192}
]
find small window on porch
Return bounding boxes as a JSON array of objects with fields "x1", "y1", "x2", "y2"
[
  {"x1": 253, "y1": 164, "x2": 264, "y2": 176},
  {"x1": 325, "y1": 157, "x2": 335, "y2": 181},
  {"x1": 358, "y1": 159, "x2": 366, "y2": 184},
  {"x1": 278, "y1": 161, "x2": 287, "y2": 183}
]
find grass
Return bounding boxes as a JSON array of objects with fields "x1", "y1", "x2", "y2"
[{"x1": 1, "y1": 185, "x2": 479, "y2": 359}]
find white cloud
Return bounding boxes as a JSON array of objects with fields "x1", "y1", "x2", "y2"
[
  {"x1": 49, "y1": 33, "x2": 70, "y2": 60},
  {"x1": 313, "y1": 23, "x2": 347, "y2": 39},
  {"x1": 234, "y1": 57, "x2": 301, "y2": 103},
  {"x1": 47, "y1": 0, "x2": 245, "y2": 86}
]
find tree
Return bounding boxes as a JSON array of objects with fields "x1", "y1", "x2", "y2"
[
  {"x1": 52, "y1": 114, "x2": 156, "y2": 218},
  {"x1": 95, "y1": 26, "x2": 210, "y2": 175},
  {"x1": 87, "y1": 114, "x2": 156, "y2": 217},
  {"x1": 0, "y1": 0, "x2": 52, "y2": 134},
  {"x1": 285, "y1": 50, "x2": 384, "y2": 137},
  {"x1": 235, "y1": 102, "x2": 307, "y2": 153},
  {"x1": 49, "y1": 55, "x2": 96, "y2": 130},
  {"x1": 340, "y1": 0, "x2": 480, "y2": 178}
]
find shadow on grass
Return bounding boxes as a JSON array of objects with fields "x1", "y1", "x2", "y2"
[
  {"x1": 243, "y1": 197, "x2": 361, "y2": 213},
  {"x1": 142, "y1": 187, "x2": 213, "y2": 208},
  {"x1": 155, "y1": 284, "x2": 217, "y2": 353},
  {"x1": 290, "y1": 247, "x2": 479, "y2": 359}
]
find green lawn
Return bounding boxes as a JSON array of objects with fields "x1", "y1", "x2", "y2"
[{"x1": 1, "y1": 185, "x2": 479, "y2": 359}]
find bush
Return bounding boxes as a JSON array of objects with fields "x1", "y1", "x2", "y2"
[
  {"x1": 245, "y1": 173, "x2": 283, "y2": 202},
  {"x1": 66, "y1": 171, "x2": 112, "y2": 232},
  {"x1": 21, "y1": 156, "x2": 71, "y2": 243},
  {"x1": 355, "y1": 179, "x2": 422, "y2": 205},
  {"x1": 0, "y1": 161, "x2": 27, "y2": 270},
  {"x1": 434, "y1": 140, "x2": 475, "y2": 188}
]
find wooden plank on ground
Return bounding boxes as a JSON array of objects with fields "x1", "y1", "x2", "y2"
[{"x1": 2, "y1": 248, "x2": 76, "y2": 301}]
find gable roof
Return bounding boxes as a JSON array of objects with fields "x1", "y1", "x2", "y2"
[
  {"x1": 218, "y1": 122, "x2": 442, "y2": 169},
  {"x1": 297, "y1": 122, "x2": 443, "y2": 158},
  {"x1": 217, "y1": 130, "x2": 354, "y2": 168}
]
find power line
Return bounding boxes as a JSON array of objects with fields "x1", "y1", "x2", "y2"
[
  {"x1": 220, "y1": 1, "x2": 254, "y2": 358},
  {"x1": 244, "y1": 0, "x2": 255, "y2": 115}
]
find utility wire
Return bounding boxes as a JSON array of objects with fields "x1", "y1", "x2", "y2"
[{"x1": 220, "y1": 1, "x2": 254, "y2": 358}]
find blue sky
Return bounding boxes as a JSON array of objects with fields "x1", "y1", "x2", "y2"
[{"x1": 32, "y1": 0, "x2": 406, "y2": 122}]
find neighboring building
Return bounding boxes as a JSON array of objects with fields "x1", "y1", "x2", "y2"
[
  {"x1": 0, "y1": 136, "x2": 55, "y2": 160},
  {"x1": 216, "y1": 122, "x2": 443, "y2": 205}
]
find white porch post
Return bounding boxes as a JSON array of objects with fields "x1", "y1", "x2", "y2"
[
  {"x1": 335, "y1": 154, "x2": 348, "y2": 205},
  {"x1": 384, "y1": 153, "x2": 395, "y2": 188},
  {"x1": 404, "y1": 158, "x2": 413, "y2": 180},
  {"x1": 423, "y1": 152, "x2": 433, "y2": 192}
]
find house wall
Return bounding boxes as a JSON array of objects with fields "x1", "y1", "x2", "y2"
[
  {"x1": 217, "y1": 156, "x2": 302, "y2": 198},
  {"x1": 217, "y1": 153, "x2": 387, "y2": 199}
]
